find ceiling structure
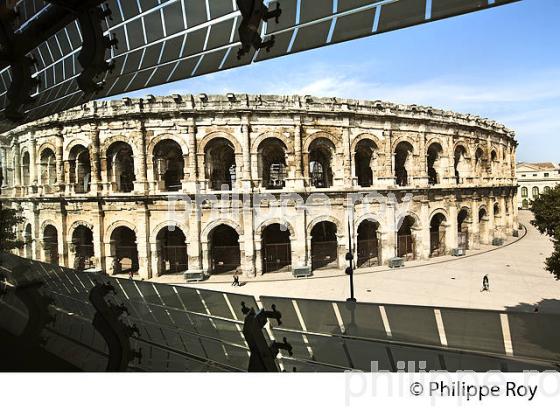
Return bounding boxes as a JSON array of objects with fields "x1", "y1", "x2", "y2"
[{"x1": 0, "y1": 0, "x2": 521, "y2": 133}]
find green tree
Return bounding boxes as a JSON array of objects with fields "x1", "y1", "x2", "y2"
[
  {"x1": 0, "y1": 204, "x2": 24, "y2": 252},
  {"x1": 530, "y1": 185, "x2": 560, "y2": 279}
]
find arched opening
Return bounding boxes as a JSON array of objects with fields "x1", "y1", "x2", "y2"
[
  {"x1": 40, "y1": 149, "x2": 57, "y2": 190},
  {"x1": 209, "y1": 224, "x2": 241, "y2": 274},
  {"x1": 42, "y1": 225, "x2": 59, "y2": 265},
  {"x1": 156, "y1": 226, "x2": 188, "y2": 275},
  {"x1": 479, "y1": 208, "x2": 489, "y2": 244},
  {"x1": 544, "y1": 186, "x2": 551, "y2": 194},
  {"x1": 521, "y1": 186, "x2": 528, "y2": 197},
  {"x1": 259, "y1": 138, "x2": 287, "y2": 190},
  {"x1": 427, "y1": 143, "x2": 443, "y2": 185},
  {"x1": 457, "y1": 208, "x2": 469, "y2": 250},
  {"x1": 394, "y1": 141, "x2": 413, "y2": 186},
  {"x1": 357, "y1": 220, "x2": 380, "y2": 268},
  {"x1": 397, "y1": 215, "x2": 416, "y2": 260},
  {"x1": 110, "y1": 227, "x2": 139, "y2": 274},
  {"x1": 21, "y1": 152, "x2": 30, "y2": 186},
  {"x1": 532, "y1": 186, "x2": 539, "y2": 198},
  {"x1": 205, "y1": 138, "x2": 236, "y2": 191},
  {"x1": 309, "y1": 138, "x2": 335, "y2": 188},
  {"x1": 474, "y1": 147, "x2": 485, "y2": 176},
  {"x1": 107, "y1": 142, "x2": 135, "y2": 193},
  {"x1": 71, "y1": 225, "x2": 95, "y2": 271},
  {"x1": 522, "y1": 199, "x2": 529, "y2": 209},
  {"x1": 261, "y1": 223, "x2": 291, "y2": 273},
  {"x1": 454, "y1": 145, "x2": 468, "y2": 184},
  {"x1": 310, "y1": 221, "x2": 338, "y2": 270},
  {"x1": 69, "y1": 145, "x2": 91, "y2": 194},
  {"x1": 429, "y1": 213, "x2": 447, "y2": 257},
  {"x1": 354, "y1": 139, "x2": 377, "y2": 187},
  {"x1": 24, "y1": 223, "x2": 32, "y2": 259},
  {"x1": 153, "y1": 140, "x2": 184, "y2": 192}
]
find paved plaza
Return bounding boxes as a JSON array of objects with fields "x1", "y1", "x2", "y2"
[{"x1": 150, "y1": 210, "x2": 560, "y2": 313}]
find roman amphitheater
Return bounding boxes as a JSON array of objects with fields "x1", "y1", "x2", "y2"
[{"x1": 0, "y1": 94, "x2": 518, "y2": 280}]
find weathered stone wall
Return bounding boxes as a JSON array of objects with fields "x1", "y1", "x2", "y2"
[{"x1": 0, "y1": 95, "x2": 518, "y2": 279}]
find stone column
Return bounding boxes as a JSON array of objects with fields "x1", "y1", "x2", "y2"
[
  {"x1": 293, "y1": 120, "x2": 305, "y2": 190},
  {"x1": 447, "y1": 198, "x2": 458, "y2": 251},
  {"x1": 0, "y1": 147, "x2": 8, "y2": 188},
  {"x1": 136, "y1": 206, "x2": 152, "y2": 279},
  {"x1": 241, "y1": 121, "x2": 252, "y2": 191},
  {"x1": 293, "y1": 205, "x2": 307, "y2": 268},
  {"x1": 134, "y1": 122, "x2": 149, "y2": 194},
  {"x1": 242, "y1": 200, "x2": 256, "y2": 277},
  {"x1": 29, "y1": 135, "x2": 37, "y2": 194},
  {"x1": 417, "y1": 199, "x2": 430, "y2": 260},
  {"x1": 471, "y1": 197, "x2": 480, "y2": 248},
  {"x1": 13, "y1": 144, "x2": 21, "y2": 196},
  {"x1": 93, "y1": 208, "x2": 105, "y2": 272},
  {"x1": 55, "y1": 129, "x2": 65, "y2": 193},
  {"x1": 487, "y1": 196, "x2": 496, "y2": 243},
  {"x1": 416, "y1": 129, "x2": 428, "y2": 186},
  {"x1": 90, "y1": 127, "x2": 101, "y2": 194},
  {"x1": 33, "y1": 206, "x2": 40, "y2": 260},
  {"x1": 342, "y1": 124, "x2": 352, "y2": 189},
  {"x1": 187, "y1": 203, "x2": 203, "y2": 274}
]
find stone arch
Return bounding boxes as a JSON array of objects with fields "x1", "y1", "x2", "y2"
[
  {"x1": 429, "y1": 207, "x2": 449, "y2": 222},
  {"x1": 101, "y1": 135, "x2": 138, "y2": 158},
  {"x1": 351, "y1": 133, "x2": 383, "y2": 152},
  {"x1": 67, "y1": 220, "x2": 94, "y2": 242},
  {"x1": 202, "y1": 218, "x2": 243, "y2": 240},
  {"x1": 426, "y1": 135, "x2": 447, "y2": 151},
  {"x1": 391, "y1": 135, "x2": 417, "y2": 154},
  {"x1": 38, "y1": 142, "x2": 57, "y2": 158},
  {"x1": 40, "y1": 219, "x2": 60, "y2": 234},
  {"x1": 355, "y1": 213, "x2": 384, "y2": 232},
  {"x1": 147, "y1": 133, "x2": 189, "y2": 158},
  {"x1": 429, "y1": 211, "x2": 448, "y2": 257},
  {"x1": 303, "y1": 131, "x2": 341, "y2": 153},
  {"x1": 252, "y1": 131, "x2": 294, "y2": 154},
  {"x1": 396, "y1": 211, "x2": 422, "y2": 230},
  {"x1": 150, "y1": 220, "x2": 189, "y2": 243},
  {"x1": 307, "y1": 215, "x2": 342, "y2": 235},
  {"x1": 452, "y1": 141, "x2": 471, "y2": 159},
  {"x1": 256, "y1": 136, "x2": 289, "y2": 189},
  {"x1": 64, "y1": 138, "x2": 91, "y2": 160},
  {"x1": 104, "y1": 220, "x2": 137, "y2": 243},
  {"x1": 198, "y1": 131, "x2": 242, "y2": 154},
  {"x1": 255, "y1": 218, "x2": 296, "y2": 237}
]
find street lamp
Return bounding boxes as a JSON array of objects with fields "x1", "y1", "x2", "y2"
[{"x1": 345, "y1": 219, "x2": 356, "y2": 302}]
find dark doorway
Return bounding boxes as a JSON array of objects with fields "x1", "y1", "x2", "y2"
[
  {"x1": 311, "y1": 221, "x2": 338, "y2": 270},
  {"x1": 209, "y1": 225, "x2": 241, "y2": 274},
  {"x1": 458, "y1": 208, "x2": 469, "y2": 250},
  {"x1": 157, "y1": 227, "x2": 188, "y2": 275},
  {"x1": 397, "y1": 216, "x2": 416, "y2": 260},
  {"x1": 43, "y1": 225, "x2": 59, "y2": 265},
  {"x1": 429, "y1": 213, "x2": 447, "y2": 257},
  {"x1": 110, "y1": 227, "x2": 139, "y2": 274},
  {"x1": 262, "y1": 224, "x2": 291, "y2": 273},
  {"x1": 205, "y1": 138, "x2": 236, "y2": 190},
  {"x1": 357, "y1": 220, "x2": 380, "y2": 268},
  {"x1": 72, "y1": 225, "x2": 95, "y2": 271},
  {"x1": 355, "y1": 140, "x2": 376, "y2": 187}
]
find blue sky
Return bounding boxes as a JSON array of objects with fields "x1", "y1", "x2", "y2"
[{"x1": 122, "y1": 0, "x2": 559, "y2": 163}]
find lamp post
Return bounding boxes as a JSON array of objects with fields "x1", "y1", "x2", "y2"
[{"x1": 345, "y1": 219, "x2": 356, "y2": 302}]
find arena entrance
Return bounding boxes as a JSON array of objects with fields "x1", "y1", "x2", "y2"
[
  {"x1": 429, "y1": 213, "x2": 447, "y2": 257},
  {"x1": 42, "y1": 225, "x2": 59, "y2": 265},
  {"x1": 24, "y1": 224, "x2": 32, "y2": 259},
  {"x1": 397, "y1": 216, "x2": 416, "y2": 260},
  {"x1": 71, "y1": 226, "x2": 95, "y2": 271},
  {"x1": 458, "y1": 208, "x2": 469, "y2": 250},
  {"x1": 110, "y1": 227, "x2": 139, "y2": 274},
  {"x1": 261, "y1": 224, "x2": 291, "y2": 273},
  {"x1": 357, "y1": 220, "x2": 380, "y2": 268},
  {"x1": 209, "y1": 225, "x2": 241, "y2": 274},
  {"x1": 311, "y1": 221, "x2": 338, "y2": 270},
  {"x1": 156, "y1": 227, "x2": 188, "y2": 275}
]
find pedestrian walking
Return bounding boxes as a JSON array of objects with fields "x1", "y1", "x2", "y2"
[
  {"x1": 232, "y1": 272, "x2": 240, "y2": 287},
  {"x1": 481, "y1": 274, "x2": 489, "y2": 292}
]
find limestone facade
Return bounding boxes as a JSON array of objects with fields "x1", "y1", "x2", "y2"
[{"x1": 0, "y1": 94, "x2": 518, "y2": 279}]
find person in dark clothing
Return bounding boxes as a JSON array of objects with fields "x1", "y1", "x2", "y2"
[
  {"x1": 481, "y1": 274, "x2": 489, "y2": 292},
  {"x1": 232, "y1": 272, "x2": 241, "y2": 287}
]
